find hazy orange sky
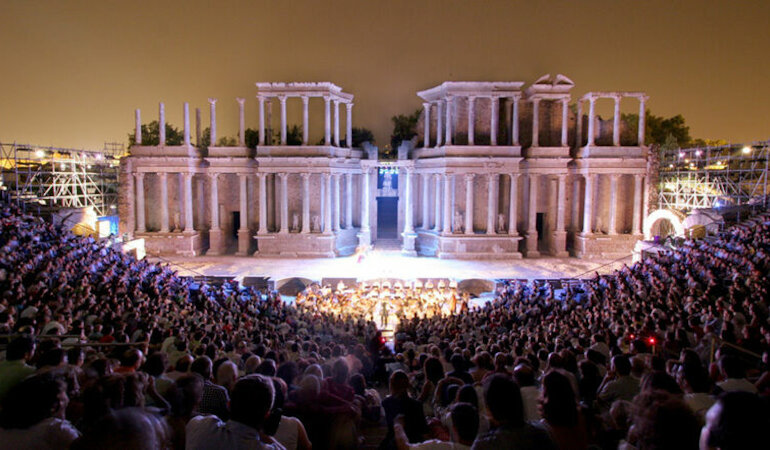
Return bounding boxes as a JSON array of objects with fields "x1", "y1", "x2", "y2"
[{"x1": 1, "y1": 0, "x2": 768, "y2": 150}]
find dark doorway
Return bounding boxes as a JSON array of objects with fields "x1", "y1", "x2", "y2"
[
  {"x1": 377, "y1": 197, "x2": 398, "y2": 239},
  {"x1": 232, "y1": 212, "x2": 240, "y2": 239},
  {"x1": 536, "y1": 212, "x2": 545, "y2": 242}
]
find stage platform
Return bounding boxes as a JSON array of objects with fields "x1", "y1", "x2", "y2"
[{"x1": 150, "y1": 246, "x2": 628, "y2": 287}]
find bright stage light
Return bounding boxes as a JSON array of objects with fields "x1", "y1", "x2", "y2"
[
  {"x1": 742, "y1": 146, "x2": 752, "y2": 154},
  {"x1": 35, "y1": 150, "x2": 45, "y2": 158}
]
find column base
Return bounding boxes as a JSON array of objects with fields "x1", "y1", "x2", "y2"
[
  {"x1": 551, "y1": 230, "x2": 569, "y2": 258},
  {"x1": 236, "y1": 229, "x2": 251, "y2": 256},
  {"x1": 401, "y1": 231, "x2": 417, "y2": 256},
  {"x1": 207, "y1": 229, "x2": 224, "y2": 255},
  {"x1": 524, "y1": 231, "x2": 540, "y2": 258}
]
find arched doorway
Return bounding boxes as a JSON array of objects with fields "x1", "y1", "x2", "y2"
[
  {"x1": 643, "y1": 209, "x2": 685, "y2": 240},
  {"x1": 376, "y1": 166, "x2": 399, "y2": 240}
]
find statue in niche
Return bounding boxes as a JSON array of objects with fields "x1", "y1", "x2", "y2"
[
  {"x1": 381, "y1": 170, "x2": 397, "y2": 196},
  {"x1": 173, "y1": 213, "x2": 181, "y2": 232},
  {"x1": 292, "y1": 213, "x2": 299, "y2": 232},
  {"x1": 312, "y1": 215, "x2": 321, "y2": 232},
  {"x1": 454, "y1": 211, "x2": 464, "y2": 233},
  {"x1": 498, "y1": 213, "x2": 506, "y2": 233}
]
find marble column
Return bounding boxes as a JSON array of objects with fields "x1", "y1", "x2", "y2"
[
  {"x1": 208, "y1": 98, "x2": 217, "y2": 146},
  {"x1": 346, "y1": 103, "x2": 353, "y2": 148},
  {"x1": 279, "y1": 173, "x2": 289, "y2": 234},
  {"x1": 553, "y1": 175, "x2": 568, "y2": 257},
  {"x1": 464, "y1": 174, "x2": 474, "y2": 235},
  {"x1": 159, "y1": 102, "x2": 166, "y2": 145},
  {"x1": 135, "y1": 173, "x2": 146, "y2": 232},
  {"x1": 486, "y1": 173, "x2": 498, "y2": 235},
  {"x1": 582, "y1": 174, "x2": 594, "y2": 234},
  {"x1": 531, "y1": 98, "x2": 541, "y2": 147},
  {"x1": 587, "y1": 97, "x2": 596, "y2": 146},
  {"x1": 301, "y1": 173, "x2": 311, "y2": 234},
  {"x1": 576, "y1": 100, "x2": 583, "y2": 148},
  {"x1": 323, "y1": 173, "x2": 332, "y2": 234},
  {"x1": 302, "y1": 96, "x2": 309, "y2": 145},
  {"x1": 345, "y1": 173, "x2": 353, "y2": 228},
  {"x1": 183, "y1": 103, "x2": 191, "y2": 146},
  {"x1": 209, "y1": 173, "x2": 223, "y2": 255},
  {"x1": 436, "y1": 101, "x2": 443, "y2": 147},
  {"x1": 196, "y1": 108, "x2": 201, "y2": 147},
  {"x1": 613, "y1": 95, "x2": 621, "y2": 146},
  {"x1": 608, "y1": 174, "x2": 619, "y2": 235},
  {"x1": 159, "y1": 172, "x2": 170, "y2": 232},
  {"x1": 266, "y1": 101, "x2": 273, "y2": 145},
  {"x1": 571, "y1": 177, "x2": 581, "y2": 232},
  {"x1": 512, "y1": 96, "x2": 520, "y2": 146},
  {"x1": 442, "y1": 174, "x2": 452, "y2": 234},
  {"x1": 403, "y1": 169, "x2": 414, "y2": 233},
  {"x1": 332, "y1": 174, "x2": 341, "y2": 232},
  {"x1": 324, "y1": 96, "x2": 331, "y2": 145},
  {"x1": 423, "y1": 102, "x2": 431, "y2": 148},
  {"x1": 467, "y1": 96, "x2": 475, "y2": 145},
  {"x1": 525, "y1": 174, "x2": 539, "y2": 257},
  {"x1": 258, "y1": 96, "x2": 266, "y2": 146},
  {"x1": 638, "y1": 97, "x2": 647, "y2": 146},
  {"x1": 237, "y1": 174, "x2": 250, "y2": 255},
  {"x1": 422, "y1": 174, "x2": 430, "y2": 228},
  {"x1": 508, "y1": 174, "x2": 519, "y2": 236},
  {"x1": 561, "y1": 99, "x2": 569, "y2": 147},
  {"x1": 490, "y1": 97, "x2": 499, "y2": 146},
  {"x1": 183, "y1": 173, "x2": 194, "y2": 232},
  {"x1": 258, "y1": 174, "x2": 268, "y2": 235},
  {"x1": 135, "y1": 109, "x2": 142, "y2": 145},
  {"x1": 632, "y1": 174, "x2": 643, "y2": 235},
  {"x1": 279, "y1": 96, "x2": 287, "y2": 145},
  {"x1": 237, "y1": 98, "x2": 245, "y2": 147},
  {"x1": 361, "y1": 169, "x2": 371, "y2": 232},
  {"x1": 333, "y1": 101, "x2": 340, "y2": 147},
  {"x1": 445, "y1": 97, "x2": 453, "y2": 145},
  {"x1": 433, "y1": 174, "x2": 441, "y2": 232}
]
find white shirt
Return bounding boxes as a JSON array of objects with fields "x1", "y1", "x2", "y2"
[
  {"x1": 0, "y1": 417, "x2": 80, "y2": 450},
  {"x1": 717, "y1": 378, "x2": 758, "y2": 394},
  {"x1": 274, "y1": 416, "x2": 302, "y2": 450},
  {"x1": 186, "y1": 415, "x2": 286, "y2": 450}
]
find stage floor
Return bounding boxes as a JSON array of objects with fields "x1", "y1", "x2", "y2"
[{"x1": 150, "y1": 247, "x2": 629, "y2": 284}]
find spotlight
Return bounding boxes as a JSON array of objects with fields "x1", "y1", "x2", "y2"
[
  {"x1": 695, "y1": 150, "x2": 702, "y2": 157},
  {"x1": 35, "y1": 150, "x2": 45, "y2": 158},
  {"x1": 742, "y1": 146, "x2": 752, "y2": 154}
]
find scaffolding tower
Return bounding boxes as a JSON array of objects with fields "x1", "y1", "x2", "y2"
[
  {"x1": 658, "y1": 140, "x2": 769, "y2": 212},
  {"x1": 0, "y1": 142, "x2": 123, "y2": 217}
]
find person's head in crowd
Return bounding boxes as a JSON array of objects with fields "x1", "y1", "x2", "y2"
[
  {"x1": 540, "y1": 370, "x2": 578, "y2": 427},
  {"x1": 142, "y1": 352, "x2": 168, "y2": 378},
  {"x1": 276, "y1": 361, "x2": 298, "y2": 387},
  {"x1": 119, "y1": 349, "x2": 144, "y2": 372},
  {"x1": 718, "y1": 355, "x2": 746, "y2": 380},
  {"x1": 216, "y1": 360, "x2": 238, "y2": 392},
  {"x1": 611, "y1": 355, "x2": 632, "y2": 377},
  {"x1": 6, "y1": 334, "x2": 35, "y2": 362},
  {"x1": 700, "y1": 391, "x2": 769, "y2": 450},
  {"x1": 190, "y1": 356, "x2": 213, "y2": 381},
  {"x1": 449, "y1": 402, "x2": 479, "y2": 445},
  {"x1": 298, "y1": 374, "x2": 321, "y2": 401},
  {"x1": 450, "y1": 354, "x2": 465, "y2": 372},
  {"x1": 389, "y1": 370, "x2": 410, "y2": 397},
  {"x1": 0, "y1": 373, "x2": 68, "y2": 429},
  {"x1": 230, "y1": 375, "x2": 275, "y2": 431},
  {"x1": 256, "y1": 359, "x2": 277, "y2": 377},
  {"x1": 349, "y1": 373, "x2": 367, "y2": 396},
  {"x1": 70, "y1": 407, "x2": 169, "y2": 450},
  {"x1": 455, "y1": 384, "x2": 479, "y2": 409},
  {"x1": 423, "y1": 356, "x2": 444, "y2": 385},
  {"x1": 513, "y1": 363, "x2": 536, "y2": 387},
  {"x1": 483, "y1": 374, "x2": 524, "y2": 427},
  {"x1": 67, "y1": 347, "x2": 85, "y2": 368},
  {"x1": 642, "y1": 371, "x2": 683, "y2": 395},
  {"x1": 331, "y1": 358, "x2": 350, "y2": 384},
  {"x1": 37, "y1": 347, "x2": 67, "y2": 370},
  {"x1": 244, "y1": 355, "x2": 261, "y2": 375},
  {"x1": 630, "y1": 390, "x2": 700, "y2": 450},
  {"x1": 166, "y1": 375, "x2": 203, "y2": 419}
]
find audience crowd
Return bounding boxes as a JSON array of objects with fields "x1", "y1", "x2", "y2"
[{"x1": 0, "y1": 198, "x2": 769, "y2": 449}]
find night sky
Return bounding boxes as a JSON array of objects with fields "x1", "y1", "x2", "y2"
[{"x1": 1, "y1": 0, "x2": 768, "y2": 150}]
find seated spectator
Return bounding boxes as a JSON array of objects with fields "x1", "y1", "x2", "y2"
[
  {"x1": 716, "y1": 355, "x2": 758, "y2": 393},
  {"x1": 626, "y1": 390, "x2": 700, "y2": 450},
  {"x1": 597, "y1": 355, "x2": 640, "y2": 407},
  {"x1": 72, "y1": 407, "x2": 170, "y2": 450},
  {"x1": 513, "y1": 363, "x2": 541, "y2": 422},
  {"x1": 0, "y1": 335, "x2": 36, "y2": 401},
  {"x1": 382, "y1": 370, "x2": 427, "y2": 449},
  {"x1": 190, "y1": 356, "x2": 230, "y2": 420},
  {"x1": 395, "y1": 402, "x2": 479, "y2": 450},
  {"x1": 539, "y1": 370, "x2": 588, "y2": 450},
  {"x1": 164, "y1": 374, "x2": 203, "y2": 450},
  {"x1": 699, "y1": 391, "x2": 769, "y2": 450}
]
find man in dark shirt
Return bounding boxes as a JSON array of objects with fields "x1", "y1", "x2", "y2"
[
  {"x1": 191, "y1": 356, "x2": 230, "y2": 421},
  {"x1": 447, "y1": 354, "x2": 474, "y2": 385},
  {"x1": 381, "y1": 370, "x2": 427, "y2": 449}
]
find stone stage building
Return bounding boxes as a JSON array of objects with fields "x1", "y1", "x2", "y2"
[{"x1": 119, "y1": 76, "x2": 650, "y2": 259}]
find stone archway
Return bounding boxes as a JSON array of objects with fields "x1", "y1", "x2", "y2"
[{"x1": 643, "y1": 209, "x2": 685, "y2": 240}]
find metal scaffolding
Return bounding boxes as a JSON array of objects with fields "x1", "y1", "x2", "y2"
[
  {"x1": 0, "y1": 142, "x2": 123, "y2": 217},
  {"x1": 658, "y1": 140, "x2": 769, "y2": 212}
]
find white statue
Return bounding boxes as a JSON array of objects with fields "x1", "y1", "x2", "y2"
[
  {"x1": 498, "y1": 213, "x2": 506, "y2": 233},
  {"x1": 453, "y1": 211, "x2": 463, "y2": 233},
  {"x1": 292, "y1": 213, "x2": 299, "y2": 231},
  {"x1": 312, "y1": 215, "x2": 321, "y2": 232}
]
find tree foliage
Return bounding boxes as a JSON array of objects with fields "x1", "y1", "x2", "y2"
[
  {"x1": 128, "y1": 121, "x2": 183, "y2": 147},
  {"x1": 621, "y1": 110, "x2": 693, "y2": 148},
  {"x1": 350, "y1": 127, "x2": 374, "y2": 147},
  {"x1": 390, "y1": 109, "x2": 421, "y2": 150}
]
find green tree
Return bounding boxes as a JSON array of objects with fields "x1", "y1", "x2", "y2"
[
  {"x1": 349, "y1": 127, "x2": 374, "y2": 147},
  {"x1": 245, "y1": 128, "x2": 259, "y2": 149},
  {"x1": 128, "y1": 121, "x2": 183, "y2": 147},
  {"x1": 390, "y1": 109, "x2": 421, "y2": 150},
  {"x1": 621, "y1": 111, "x2": 692, "y2": 147}
]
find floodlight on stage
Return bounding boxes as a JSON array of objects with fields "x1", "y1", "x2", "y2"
[{"x1": 742, "y1": 146, "x2": 752, "y2": 154}]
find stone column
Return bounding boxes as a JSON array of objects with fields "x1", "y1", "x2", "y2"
[
  {"x1": 323, "y1": 173, "x2": 332, "y2": 234},
  {"x1": 561, "y1": 99, "x2": 569, "y2": 147},
  {"x1": 301, "y1": 96, "x2": 309, "y2": 145},
  {"x1": 608, "y1": 174, "x2": 619, "y2": 235},
  {"x1": 258, "y1": 96, "x2": 266, "y2": 146},
  {"x1": 278, "y1": 173, "x2": 289, "y2": 234},
  {"x1": 531, "y1": 98, "x2": 540, "y2": 147},
  {"x1": 333, "y1": 101, "x2": 340, "y2": 147},
  {"x1": 403, "y1": 169, "x2": 414, "y2": 233},
  {"x1": 183, "y1": 103, "x2": 191, "y2": 146},
  {"x1": 486, "y1": 173, "x2": 498, "y2": 235},
  {"x1": 345, "y1": 173, "x2": 353, "y2": 228},
  {"x1": 433, "y1": 174, "x2": 441, "y2": 232},
  {"x1": 464, "y1": 174, "x2": 474, "y2": 235},
  {"x1": 613, "y1": 95, "x2": 621, "y2": 146},
  {"x1": 436, "y1": 101, "x2": 443, "y2": 147},
  {"x1": 582, "y1": 174, "x2": 594, "y2": 234},
  {"x1": 423, "y1": 102, "x2": 431, "y2": 148},
  {"x1": 237, "y1": 174, "x2": 250, "y2": 255},
  {"x1": 421, "y1": 174, "x2": 430, "y2": 228},
  {"x1": 301, "y1": 173, "x2": 311, "y2": 234},
  {"x1": 332, "y1": 174, "x2": 341, "y2": 232},
  {"x1": 525, "y1": 174, "x2": 539, "y2": 257},
  {"x1": 361, "y1": 169, "x2": 371, "y2": 232},
  {"x1": 445, "y1": 96, "x2": 453, "y2": 145},
  {"x1": 159, "y1": 172, "x2": 170, "y2": 232},
  {"x1": 587, "y1": 97, "x2": 596, "y2": 146},
  {"x1": 571, "y1": 177, "x2": 580, "y2": 232},
  {"x1": 632, "y1": 174, "x2": 643, "y2": 235},
  {"x1": 183, "y1": 173, "x2": 194, "y2": 232},
  {"x1": 135, "y1": 173, "x2": 146, "y2": 232},
  {"x1": 258, "y1": 174, "x2": 268, "y2": 235},
  {"x1": 576, "y1": 100, "x2": 583, "y2": 147},
  {"x1": 512, "y1": 96, "x2": 520, "y2": 146},
  {"x1": 266, "y1": 101, "x2": 273, "y2": 145},
  {"x1": 324, "y1": 96, "x2": 331, "y2": 145},
  {"x1": 159, "y1": 102, "x2": 166, "y2": 145},
  {"x1": 209, "y1": 173, "x2": 223, "y2": 255},
  {"x1": 135, "y1": 109, "x2": 142, "y2": 145},
  {"x1": 208, "y1": 98, "x2": 217, "y2": 146},
  {"x1": 442, "y1": 174, "x2": 452, "y2": 234},
  {"x1": 553, "y1": 175, "x2": 568, "y2": 257},
  {"x1": 508, "y1": 174, "x2": 519, "y2": 236},
  {"x1": 237, "y1": 98, "x2": 245, "y2": 146},
  {"x1": 467, "y1": 96, "x2": 475, "y2": 145},
  {"x1": 196, "y1": 108, "x2": 201, "y2": 146},
  {"x1": 490, "y1": 97, "x2": 499, "y2": 146},
  {"x1": 638, "y1": 96, "x2": 647, "y2": 146},
  {"x1": 346, "y1": 103, "x2": 353, "y2": 148},
  {"x1": 279, "y1": 96, "x2": 287, "y2": 145}
]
